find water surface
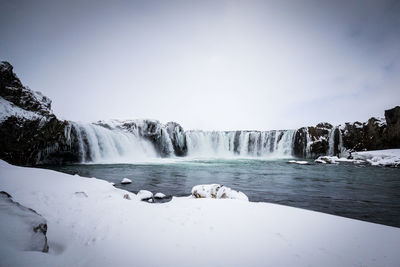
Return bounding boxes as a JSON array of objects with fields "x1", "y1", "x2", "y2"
[{"x1": 42, "y1": 158, "x2": 400, "y2": 228}]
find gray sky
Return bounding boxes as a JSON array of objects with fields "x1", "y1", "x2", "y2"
[{"x1": 1, "y1": 0, "x2": 399, "y2": 130}]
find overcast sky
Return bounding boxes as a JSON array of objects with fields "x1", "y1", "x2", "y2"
[{"x1": 1, "y1": 0, "x2": 399, "y2": 130}]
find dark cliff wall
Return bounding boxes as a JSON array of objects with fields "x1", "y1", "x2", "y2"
[{"x1": 0, "y1": 61, "x2": 80, "y2": 165}]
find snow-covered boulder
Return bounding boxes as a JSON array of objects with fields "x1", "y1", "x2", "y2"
[
  {"x1": 314, "y1": 159, "x2": 327, "y2": 164},
  {"x1": 120, "y1": 178, "x2": 132, "y2": 184},
  {"x1": 154, "y1": 192, "x2": 166, "y2": 199},
  {"x1": 0, "y1": 191, "x2": 49, "y2": 253},
  {"x1": 137, "y1": 190, "x2": 153, "y2": 201},
  {"x1": 315, "y1": 156, "x2": 339, "y2": 164},
  {"x1": 191, "y1": 184, "x2": 248, "y2": 201}
]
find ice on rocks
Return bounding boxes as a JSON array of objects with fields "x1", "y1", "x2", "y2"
[
  {"x1": 191, "y1": 184, "x2": 249, "y2": 201},
  {"x1": 154, "y1": 192, "x2": 166, "y2": 199},
  {"x1": 120, "y1": 178, "x2": 132, "y2": 184},
  {"x1": 137, "y1": 190, "x2": 153, "y2": 201}
]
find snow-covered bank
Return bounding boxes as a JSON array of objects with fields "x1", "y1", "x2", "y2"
[
  {"x1": 353, "y1": 149, "x2": 400, "y2": 167},
  {"x1": 0, "y1": 161, "x2": 399, "y2": 267},
  {"x1": 313, "y1": 149, "x2": 400, "y2": 167}
]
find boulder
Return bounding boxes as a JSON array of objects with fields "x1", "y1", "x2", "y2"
[
  {"x1": 154, "y1": 192, "x2": 166, "y2": 199},
  {"x1": 191, "y1": 184, "x2": 248, "y2": 201},
  {"x1": 0, "y1": 191, "x2": 49, "y2": 253},
  {"x1": 137, "y1": 190, "x2": 153, "y2": 201},
  {"x1": 120, "y1": 178, "x2": 132, "y2": 184}
]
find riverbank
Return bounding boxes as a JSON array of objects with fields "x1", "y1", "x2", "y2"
[{"x1": 1, "y1": 160, "x2": 399, "y2": 267}]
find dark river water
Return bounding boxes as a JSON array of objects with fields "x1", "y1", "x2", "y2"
[{"x1": 41, "y1": 158, "x2": 400, "y2": 228}]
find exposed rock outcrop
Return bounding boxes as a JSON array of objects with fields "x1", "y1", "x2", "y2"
[
  {"x1": 340, "y1": 108, "x2": 399, "y2": 152},
  {"x1": 0, "y1": 61, "x2": 81, "y2": 165}
]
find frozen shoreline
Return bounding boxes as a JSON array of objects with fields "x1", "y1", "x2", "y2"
[{"x1": 0, "y1": 160, "x2": 399, "y2": 267}]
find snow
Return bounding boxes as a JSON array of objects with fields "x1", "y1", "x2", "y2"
[
  {"x1": 136, "y1": 190, "x2": 153, "y2": 200},
  {"x1": 288, "y1": 160, "x2": 310, "y2": 165},
  {"x1": 0, "y1": 97, "x2": 44, "y2": 122},
  {"x1": 120, "y1": 178, "x2": 132, "y2": 184},
  {"x1": 0, "y1": 192, "x2": 48, "y2": 253},
  {"x1": 315, "y1": 156, "x2": 366, "y2": 165},
  {"x1": 191, "y1": 184, "x2": 249, "y2": 201},
  {"x1": 0, "y1": 160, "x2": 400, "y2": 267},
  {"x1": 154, "y1": 192, "x2": 166, "y2": 199},
  {"x1": 353, "y1": 149, "x2": 400, "y2": 167}
]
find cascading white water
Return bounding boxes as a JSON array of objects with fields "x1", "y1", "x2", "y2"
[
  {"x1": 305, "y1": 127, "x2": 312, "y2": 158},
  {"x1": 70, "y1": 120, "x2": 297, "y2": 163},
  {"x1": 72, "y1": 123, "x2": 158, "y2": 163},
  {"x1": 328, "y1": 126, "x2": 344, "y2": 156},
  {"x1": 185, "y1": 130, "x2": 296, "y2": 158}
]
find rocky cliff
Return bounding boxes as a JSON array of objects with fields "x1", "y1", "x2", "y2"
[
  {"x1": 0, "y1": 61, "x2": 399, "y2": 165},
  {"x1": 0, "y1": 61, "x2": 187, "y2": 165}
]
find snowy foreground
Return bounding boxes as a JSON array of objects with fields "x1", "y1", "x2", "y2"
[{"x1": 1, "y1": 161, "x2": 400, "y2": 267}]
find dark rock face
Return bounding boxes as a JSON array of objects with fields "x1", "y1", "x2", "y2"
[
  {"x1": 0, "y1": 61, "x2": 80, "y2": 165},
  {"x1": 0, "y1": 191, "x2": 49, "y2": 253},
  {"x1": 308, "y1": 125, "x2": 331, "y2": 157},
  {"x1": 0, "y1": 62, "x2": 52, "y2": 117},
  {"x1": 341, "y1": 108, "x2": 399, "y2": 152},
  {"x1": 0, "y1": 61, "x2": 83, "y2": 165},
  {"x1": 385, "y1": 106, "x2": 400, "y2": 148},
  {"x1": 293, "y1": 127, "x2": 308, "y2": 158},
  {"x1": 293, "y1": 124, "x2": 331, "y2": 158},
  {"x1": 166, "y1": 122, "x2": 187, "y2": 156}
]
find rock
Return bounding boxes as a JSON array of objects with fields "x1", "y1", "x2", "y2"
[
  {"x1": 137, "y1": 190, "x2": 153, "y2": 201},
  {"x1": 0, "y1": 191, "x2": 49, "y2": 252},
  {"x1": 120, "y1": 178, "x2": 132, "y2": 184},
  {"x1": 74, "y1": 191, "x2": 88, "y2": 198},
  {"x1": 123, "y1": 194, "x2": 131, "y2": 200},
  {"x1": 165, "y1": 122, "x2": 187, "y2": 156},
  {"x1": 315, "y1": 156, "x2": 338, "y2": 164},
  {"x1": 154, "y1": 192, "x2": 166, "y2": 199},
  {"x1": 314, "y1": 158, "x2": 327, "y2": 164},
  {"x1": 385, "y1": 106, "x2": 400, "y2": 148},
  {"x1": 191, "y1": 184, "x2": 248, "y2": 201}
]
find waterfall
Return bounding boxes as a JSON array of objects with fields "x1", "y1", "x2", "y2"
[
  {"x1": 305, "y1": 128, "x2": 312, "y2": 158},
  {"x1": 72, "y1": 122, "x2": 158, "y2": 163},
  {"x1": 68, "y1": 120, "x2": 298, "y2": 163},
  {"x1": 328, "y1": 126, "x2": 344, "y2": 156},
  {"x1": 185, "y1": 130, "x2": 295, "y2": 158}
]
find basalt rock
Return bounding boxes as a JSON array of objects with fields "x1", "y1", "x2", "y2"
[
  {"x1": 293, "y1": 124, "x2": 331, "y2": 158},
  {"x1": 166, "y1": 121, "x2": 187, "y2": 156},
  {"x1": 0, "y1": 61, "x2": 79, "y2": 165},
  {"x1": 385, "y1": 106, "x2": 400, "y2": 148}
]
